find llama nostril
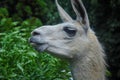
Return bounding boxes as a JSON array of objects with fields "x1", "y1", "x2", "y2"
[
  {"x1": 29, "y1": 37, "x2": 34, "y2": 43},
  {"x1": 32, "y1": 31, "x2": 40, "y2": 36}
]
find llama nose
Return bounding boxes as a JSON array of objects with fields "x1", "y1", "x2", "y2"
[
  {"x1": 29, "y1": 37, "x2": 36, "y2": 43},
  {"x1": 31, "y1": 30, "x2": 41, "y2": 36}
]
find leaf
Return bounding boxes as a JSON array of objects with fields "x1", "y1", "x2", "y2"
[
  {"x1": 9, "y1": 73, "x2": 17, "y2": 77},
  {"x1": 17, "y1": 63, "x2": 24, "y2": 73},
  {"x1": 0, "y1": 18, "x2": 7, "y2": 26},
  {"x1": 11, "y1": 21, "x2": 19, "y2": 26},
  {"x1": 22, "y1": 20, "x2": 29, "y2": 26},
  {"x1": 106, "y1": 70, "x2": 112, "y2": 77},
  {"x1": 0, "y1": 8, "x2": 9, "y2": 17},
  {"x1": 0, "y1": 58, "x2": 3, "y2": 61},
  {"x1": 37, "y1": 0, "x2": 47, "y2": 7},
  {"x1": 24, "y1": 6, "x2": 32, "y2": 15},
  {"x1": 27, "y1": 51, "x2": 37, "y2": 57}
]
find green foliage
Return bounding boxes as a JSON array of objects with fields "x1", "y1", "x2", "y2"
[
  {"x1": 0, "y1": 17, "x2": 71, "y2": 79},
  {"x1": 0, "y1": 1, "x2": 71, "y2": 79}
]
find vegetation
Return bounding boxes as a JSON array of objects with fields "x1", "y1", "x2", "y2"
[
  {"x1": 0, "y1": 0, "x2": 70, "y2": 80},
  {"x1": 0, "y1": 0, "x2": 120, "y2": 80}
]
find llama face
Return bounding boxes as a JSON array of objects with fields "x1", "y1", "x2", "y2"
[
  {"x1": 29, "y1": 21, "x2": 89, "y2": 59},
  {"x1": 29, "y1": 0, "x2": 90, "y2": 59}
]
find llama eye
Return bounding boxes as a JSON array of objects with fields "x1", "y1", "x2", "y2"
[{"x1": 63, "y1": 27, "x2": 77, "y2": 37}]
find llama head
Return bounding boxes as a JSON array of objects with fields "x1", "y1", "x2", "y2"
[{"x1": 29, "y1": 0, "x2": 91, "y2": 59}]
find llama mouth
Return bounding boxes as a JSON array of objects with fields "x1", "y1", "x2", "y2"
[
  {"x1": 30, "y1": 42, "x2": 48, "y2": 52},
  {"x1": 29, "y1": 37, "x2": 48, "y2": 52}
]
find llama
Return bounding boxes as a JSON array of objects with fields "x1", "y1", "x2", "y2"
[{"x1": 29, "y1": 0, "x2": 106, "y2": 80}]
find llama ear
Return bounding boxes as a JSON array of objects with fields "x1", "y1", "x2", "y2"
[
  {"x1": 56, "y1": 0, "x2": 73, "y2": 22},
  {"x1": 71, "y1": 0, "x2": 90, "y2": 29}
]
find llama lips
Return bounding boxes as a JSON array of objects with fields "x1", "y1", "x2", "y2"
[
  {"x1": 31, "y1": 43, "x2": 48, "y2": 52},
  {"x1": 29, "y1": 37, "x2": 48, "y2": 52},
  {"x1": 35, "y1": 44, "x2": 48, "y2": 52}
]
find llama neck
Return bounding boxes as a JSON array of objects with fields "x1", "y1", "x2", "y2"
[{"x1": 69, "y1": 48, "x2": 106, "y2": 80}]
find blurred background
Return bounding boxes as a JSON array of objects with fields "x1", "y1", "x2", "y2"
[{"x1": 0, "y1": 0, "x2": 120, "y2": 80}]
